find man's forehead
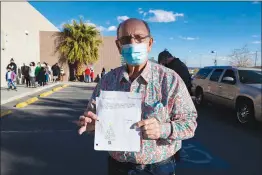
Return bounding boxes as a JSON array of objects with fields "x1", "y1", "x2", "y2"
[{"x1": 118, "y1": 20, "x2": 148, "y2": 36}]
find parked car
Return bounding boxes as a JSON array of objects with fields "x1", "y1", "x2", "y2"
[{"x1": 192, "y1": 66, "x2": 262, "y2": 124}]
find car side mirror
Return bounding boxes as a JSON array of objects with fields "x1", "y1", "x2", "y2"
[{"x1": 223, "y1": 77, "x2": 235, "y2": 82}]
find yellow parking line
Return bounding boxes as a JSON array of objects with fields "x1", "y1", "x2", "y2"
[
  {"x1": 26, "y1": 97, "x2": 39, "y2": 105},
  {"x1": 62, "y1": 84, "x2": 69, "y2": 88},
  {"x1": 15, "y1": 102, "x2": 28, "y2": 108},
  {"x1": 53, "y1": 87, "x2": 63, "y2": 92},
  {"x1": 1, "y1": 110, "x2": 12, "y2": 117},
  {"x1": 39, "y1": 91, "x2": 53, "y2": 97}
]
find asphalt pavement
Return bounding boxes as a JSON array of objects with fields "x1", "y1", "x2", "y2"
[{"x1": 1, "y1": 84, "x2": 262, "y2": 175}]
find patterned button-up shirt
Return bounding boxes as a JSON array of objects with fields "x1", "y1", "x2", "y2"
[{"x1": 87, "y1": 61, "x2": 197, "y2": 165}]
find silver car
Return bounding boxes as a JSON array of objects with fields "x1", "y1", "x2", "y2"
[{"x1": 192, "y1": 66, "x2": 262, "y2": 124}]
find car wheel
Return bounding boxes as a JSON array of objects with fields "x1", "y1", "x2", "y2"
[
  {"x1": 195, "y1": 89, "x2": 204, "y2": 106},
  {"x1": 236, "y1": 101, "x2": 254, "y2": 124}
]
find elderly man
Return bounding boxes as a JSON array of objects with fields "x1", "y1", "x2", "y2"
[{"x1": 77, "y1": 18, "x2": 197, "y2": 175}]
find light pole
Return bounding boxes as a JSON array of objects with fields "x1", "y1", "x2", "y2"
[
  {"x1": 211, "y1": 50, "x2": 217, "y2": 66},
  {"x1": 254, "y1": 51, "x2": 258, "y2": 67}
]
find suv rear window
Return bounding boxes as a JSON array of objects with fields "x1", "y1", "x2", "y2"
[{"x1": 195, "y1": 68, "x2": 212, "y2": 79}]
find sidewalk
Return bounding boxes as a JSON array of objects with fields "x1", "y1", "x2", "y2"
[{"x1": 1, "y1": 82, "x2": 62, "y2": 105}]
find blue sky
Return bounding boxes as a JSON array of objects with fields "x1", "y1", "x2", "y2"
[{"x1": 30, "y1": 1, "x2": 261, "y2": 67}]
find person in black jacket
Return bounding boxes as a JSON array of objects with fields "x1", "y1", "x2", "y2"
[
  {"x1": 158, "y1": 49, "x2": 192, "y2": 95},
  {"x1": 7, "y1": 58, "x2": 17, "y2": 75},
  {"x1": 21, "y1": 63, "x2": 30, "y2": 87},
  {"x1": 51, "y1": 63, "x2": 60, "y2": 82},
  {"x1": 38, "y1": 66, "x2": 46, "y2": 86}
]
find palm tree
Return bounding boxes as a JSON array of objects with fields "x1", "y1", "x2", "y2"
[{"x1": 54, "y1": 18, "x2": 102, "y2": 81}]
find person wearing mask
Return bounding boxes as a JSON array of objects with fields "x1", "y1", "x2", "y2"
[
  {"x1": 76, "y1": 18, "x2": 197, "y2": 175},
  {"x1": 52, "y1": 63, "x2": 60, "y2": 82},
  {"x1": 29, "y1": 62, "x2": 36, "y2": 88},
  {"x1": 6, "y1": 67, "x2": 17, "y2": 90},
  {"x1": 158, "y1": 50, "x2": 192, "y2": 95}
]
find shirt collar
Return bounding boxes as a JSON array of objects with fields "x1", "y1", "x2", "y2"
[{"x1": 119, "y1": 60, "x2": 151, "y2": 84}]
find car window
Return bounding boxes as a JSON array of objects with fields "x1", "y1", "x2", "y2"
[
  {"x1": 221, "y1": 69, "x2": 236, "y2": 84},
  {"x1": 209, "y1": 69, "x2": 224, "y2": 82},
  {"x1": 238, "y1": 70, "x2": 262, "y2": 84},
  {"x1": 195, "y1": 68, "x2": 212, "y2": 79}
]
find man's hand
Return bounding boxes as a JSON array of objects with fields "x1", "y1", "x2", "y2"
[
  {"x1": 75, "y1": 111, "x2": 98, "y2": 135},
  {"x1": 136, "y1": 117, "x2": 161, "y2": 140}
]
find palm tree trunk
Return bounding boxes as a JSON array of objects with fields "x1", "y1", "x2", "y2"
[{"x1": 75, "y1": 61, "x2": 84, "y2": 81}]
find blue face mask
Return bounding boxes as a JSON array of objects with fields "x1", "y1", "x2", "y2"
[{"x1": 121, "y1": 43, "x2": 148, "y2": 66}]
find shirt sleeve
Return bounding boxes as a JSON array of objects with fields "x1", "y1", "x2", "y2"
[
  {"x1": 161, "y1": 73, "x2": 198, "y2": 142},
  {"x1": 86, "y1": 79, "x2": 102, "y2": 114}
]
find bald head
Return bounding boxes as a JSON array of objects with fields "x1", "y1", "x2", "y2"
[
  {"x1": 117, "y1": 18, "x2": 151, "y2": 39},
  {"x1": 115, "y1": 18, "x2": 154, "y2": 58}
]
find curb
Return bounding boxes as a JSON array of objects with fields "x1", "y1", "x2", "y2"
[
  {"x1": 39, "y1": 91, "x2": 53, "y2": 97},
  {"x1": 1, "y1": 110, "x2": 12, "y2": 117},
  {"x1": 14, "y1": 84, "x2": 69, "y2": 108},
  {"x1": 53, "y1": 86, "x2": 63, "y2": 92},
  {"x1": 15, "y1": 102, "x2": 28, "y2": 108},
  {"x1": 26, "y1": 97, "x2": 39, "y2": 105},
  {"x1": 1, "y1": 82, "x2": 61, "y2": 105}
]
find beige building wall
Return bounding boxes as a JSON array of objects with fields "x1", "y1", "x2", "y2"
[
  {"x1": 39, "y1": 32, "x2": 121, "y2": 80},
  {"x1": 39, "y1": 31, "x2": 70, "y2": 81},
  {"x1": 93, "y1": 37, "x2": 121, "y2": 77},
  {"x1": 1, "y1": 2, "x2": 59, "y2": 87}
]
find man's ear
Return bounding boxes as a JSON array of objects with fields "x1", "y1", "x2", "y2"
[
  {"x1": 115, "y1": 40, "x2": 121, "y2": 54},
  {"x1": 148, "y1": 37, "x2": 154, "y2": 52}
]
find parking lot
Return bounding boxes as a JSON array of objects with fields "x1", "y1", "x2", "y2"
[{"x1": 1, "y1": 84, "x2": 262, "y2": 175}]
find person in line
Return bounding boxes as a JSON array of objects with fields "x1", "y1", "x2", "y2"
[
  {"x1": 51, "y1": 63, "x2": 60, "y2": 82},
  {"x1": 47, "y1": 63, "x2": 52, "y2": 82},
  {"x1": 6, "y1": 67, "x2": 17, "y2": 91},
  {"x1": 158, "y1": 50, "x2": 192, "y2": 95},
  {"x1": 29, "y1": 62, "x2": 36, "y2": 88},
  {"x1": 23, "y1": 63, "x2": 30, "y2": 88},
  {"x1": 90, "y1": 68, "x2": 94, "y2": 82},
  {"x1": 101, "y1": 67, "x2": 106, "y2": 78},
  {"x1": 38, "y1": 65, "x2": 46, "y2": 86},
  {"x1": 7, "y1": 58, "x2": 17, "y2": 75},
  {"x1": 43, "y1": 62, "x2": 49, "y2": 84},
  {"x1": 85, "y1": 67, "x2": 91, "y2": 83},
  {"x1": 21, "y1": 63, "x2": 27, "y2": 84},
  {"x1": 76, "y1": 18, "x2": 197, "y2": 175},
  {"x1": 60, "y1": 67, "x2": 65, "y2": 81},
  {"x1": 35, "y1": 62, "x2": 41, "y2": 86}
]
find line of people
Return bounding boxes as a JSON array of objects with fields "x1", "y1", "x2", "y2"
[
  {"x1": 6, "y1": 58, "x2": 64, "y2": 90},
  {"x1": 20, "y1": 62, "x2": 61, "y2": 88}
]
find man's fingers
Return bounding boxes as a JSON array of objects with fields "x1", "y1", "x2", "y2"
[
  {"x1": 141, "y1": 123, "x2": 156, "y2": 131},
  {"x1": 137, "y1": 118, "x2": 157, "y2": 128},
  {"x1": 142, "y1": 132, "x2": 155, "y2": 139},
  {"x1": 78, "y1": 126, "x2": 87, "y2": 135},
  {"x1": 84, "y1": 111, "x2": 98, "y2": 120},
  {"x1": 143, "y1": 129, "x2": 155, "y2": 135}
]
